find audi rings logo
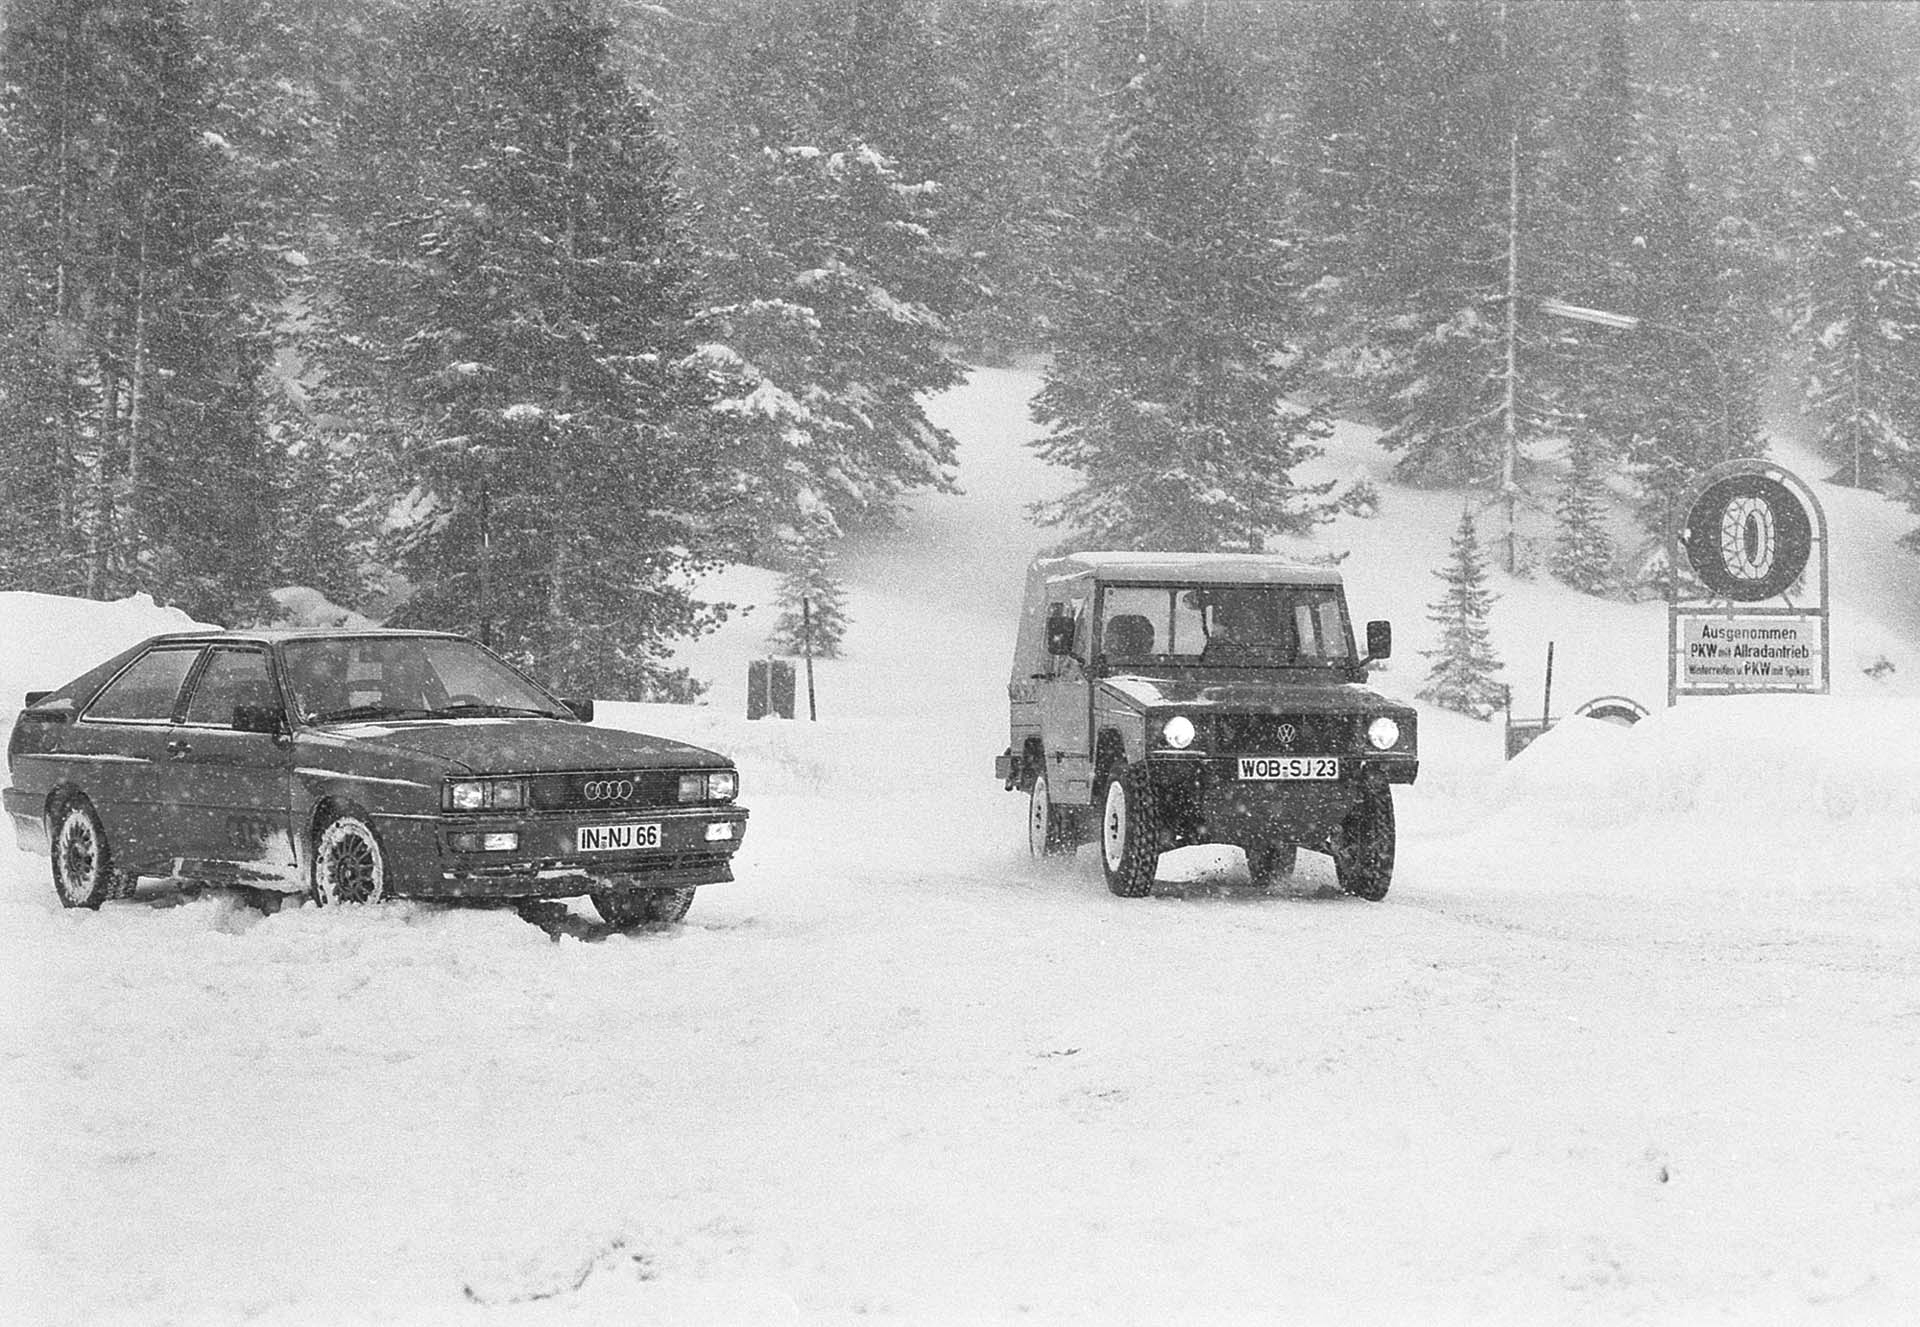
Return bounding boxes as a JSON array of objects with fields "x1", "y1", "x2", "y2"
[{"x1": 582, "y1": 779, "x2": 635, "y2": 803}]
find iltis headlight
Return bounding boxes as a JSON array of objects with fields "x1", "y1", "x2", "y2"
[
  {"x1": 1161, "y1": 715, "x2": 1197, "y2": 750},
  {"x1": 1367, "y1": 716, "x2": 1401, "y2": 751}
]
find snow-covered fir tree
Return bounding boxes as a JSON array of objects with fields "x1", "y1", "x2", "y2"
[
  {"x1": 1419, "y1": 509, "x2": 1507, "y2": 720},
  {"x1": 1795, "y1": 8, "x2": 1920, "y2": 496},
  {"x1": 1551, "y1": 430, "x2": 1614, "y2": 593},
  {"x1": 673, "y1": 0, "x2": 968, "y2": 557},
  {"x1": 1032, "y1": 3, "x2": 1332, "y2": 551},
  {"x1": 1609, "y1": 147, "x2": 1763, "y2": 540},
  {"x1": 1292, "y1": 1, "x2": 1563, "y2": 573},
  {"x1": 0, "y1": 0, "x2": 280, "y2": 622},
  {"x1": 315, "y1": 0, "x2": 733, "y2": 700},
  {"x1": 768, "y1": 547, "x2": 851, "y2": 660}
]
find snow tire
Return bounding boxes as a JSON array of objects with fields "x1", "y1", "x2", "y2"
[
  {"x1": 311, "y1": 813, "x2": 388, "y2": 906},
  {"x1": 1333, "y1": 783, "x2": 1395, "y2": 902},
  {"x1": 1099, "y1": 763, "x2": 1164, "y2": 899},
  {"x1": 1028, "y1": 767, "x2": 1083, "y2": 858},
  {"x1": 50, "y1": 797, "x2": 127, "y2": 909},
  {"x1": 593, "y1": 887, "x2": 696, "y2": 929}
]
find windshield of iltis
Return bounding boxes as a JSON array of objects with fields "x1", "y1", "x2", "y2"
[
  {"x1": 282, "y1": 637, "x2": 563, "y2": 722},
  {"x1": 1097, "y1": 585, "x2": 1352, "y2": 666}
]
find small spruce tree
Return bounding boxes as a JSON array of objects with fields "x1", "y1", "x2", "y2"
[
  {"x1": 1420, "y1": 510, "x2": 1507, "y2": 719},
  {"x1": 1551, "y1": 430, "x2": 1614, "y2": 592},
  {"x1": 769, "y1": 548, "x2": 851, "y2": 659}
]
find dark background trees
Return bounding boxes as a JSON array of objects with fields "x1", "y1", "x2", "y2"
[{"x1": 4, "y1": 0, "x2": 1918, "y2": 691}]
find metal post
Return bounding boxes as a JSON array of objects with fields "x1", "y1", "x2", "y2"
[
  {"x1": 1541, "y1": 640, "x2": 1555, "y2": 726},
  {"x1": 478, "y1": 474, "x2": 491, "y2": 648},
  {"x1": 801, "y1": 597, "x2": 818, "y2": 721}
]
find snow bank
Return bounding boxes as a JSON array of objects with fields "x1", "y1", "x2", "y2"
[
  {"x1": 1492, "y1": 696, "x2": 1920, "y2": 826},
  {"x1": 0, "y1": 592, "x2": 213, "y2": 756},
  {"x1": 0, "y1": 591, "x2": 211, "y2": 696}
]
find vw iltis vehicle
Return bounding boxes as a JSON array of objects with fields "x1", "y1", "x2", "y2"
[
  {"x1": 995, "y1": 553, "x2": 1417, "y2": 899},
  {"x1": 4, "y1": 630, "x2": 747, "y2": 927}
]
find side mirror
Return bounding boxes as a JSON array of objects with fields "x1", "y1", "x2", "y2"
[
  {"x1": 564, "y1": 697, "x2": 595, "y2": 722},
  {"x1": 25, "y1": 689, "x2": 50, "y2": 706},
  {"x1": 1363, "y1": 620, "x2": 1392, "y2": 662},
  {"x1": 232, "y1": 703, "x2": 288, "y2": 736},
  {"x1": 1044, "y1": 609, "x2": 1077, "y2": 658}
]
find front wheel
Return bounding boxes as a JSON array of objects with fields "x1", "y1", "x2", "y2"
[
  {"x1": 50, "y1": 797, "x2": 128, "y2": 909},
  {"x1": 1099, "y1": 763, "x2": 1164, "y2": 898},
  {"x1": 1333, "y1": 783, "x2": 1395, "y2": 902},
  {"x1": 1027, "y1": 768, "x2": 1083, "y2": 858},
  {"x1": 593, "y1": 887, "x2": 695, "y2": 929},
  {"x1": 311, "y1": 813, "x2": 388, "y2": 905}
]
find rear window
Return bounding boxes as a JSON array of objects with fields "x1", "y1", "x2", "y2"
[{"x1": 86, "y1": 648, "x2": 201, "y2": 723}]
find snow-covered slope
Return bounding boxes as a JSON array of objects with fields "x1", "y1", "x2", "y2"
[{"x1": 4, "y1": 368, "x2": 1919, "y2": 1325}]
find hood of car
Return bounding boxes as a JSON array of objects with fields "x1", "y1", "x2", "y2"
[
  {"x1": 1100, "y1": 671, "x2": 1407, "y2": 715},
  {"x1": 314, "y1": 717, "x2": 732, "y2": 774}
]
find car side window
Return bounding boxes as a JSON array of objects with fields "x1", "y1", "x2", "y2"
[
  {"x1": 85, "y1": 648, "x2": 201, "y2": 723},
  {"x1": 183, "y1": 648, "x2": 278, "y2": 728}
]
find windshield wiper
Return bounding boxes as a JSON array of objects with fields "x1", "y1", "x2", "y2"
[
  {"x1": 309, "y1": 703, "x2": 437, "y2": 724},
  {"x1": 427, "y1": 702, "x2": 564, "y2": 719}
]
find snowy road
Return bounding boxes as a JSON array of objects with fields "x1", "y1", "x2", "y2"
[{"x1": 5, "y1": 365, "x2": 1919, "y2": 1322}]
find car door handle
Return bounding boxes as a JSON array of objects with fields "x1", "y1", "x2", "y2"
[{"x1": 166, "y1": 739, "x2": 191, "y2": 758}]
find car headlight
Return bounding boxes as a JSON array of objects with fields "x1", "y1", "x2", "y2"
[
  {"x1": 445, "y1": 778, "x2": 528, "y2": 811},
  {"x1": 679, "y1": 770, "x2": 739, "y2": 802},
  {"x1": 1162, "y1": 715, "x2": 1196, "y2": 750},
  {"x1": 1367, "y1": 716, "x2": 1401, "y2": 751}
]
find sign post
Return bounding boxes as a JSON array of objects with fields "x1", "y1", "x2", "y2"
[{"x1": 1667, "y1": 460, "x2": 1828, "y2": 705}]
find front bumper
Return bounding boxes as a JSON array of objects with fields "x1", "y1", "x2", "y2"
[
  {"x1": 373, "y1": 803, "x2": 750, "y2": 900},
  {"x1": 1143, "y1": 753, "x2": 1414, "y2": 848}
]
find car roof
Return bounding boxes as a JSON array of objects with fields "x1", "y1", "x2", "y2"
[
  {"x1": 142, "y1": 628, "x2": 466, "y2": 647},
  {"x1": 1040, "y1": 551, "x2": 1344, "y2": 587}
]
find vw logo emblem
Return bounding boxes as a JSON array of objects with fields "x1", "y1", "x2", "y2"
[
  {"x1": 582, "y1": 779, "x2": 634, "y2": 802},
  {"x1": 1276, "y1": 722, "x2": 1297, "y2": 747}
]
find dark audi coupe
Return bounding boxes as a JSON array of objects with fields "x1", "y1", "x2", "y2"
[{"x1": 3, "y1": 629, "x2": 747, "y2": 926}]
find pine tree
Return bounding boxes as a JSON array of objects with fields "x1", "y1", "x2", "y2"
[
  {"x1": 768, "y1": 547, "x2": 851, "y2": 659},
  {"x1": 1796, "y1": 8, "x2": 1920, "y2": 494},
  {"x1": 1031, "y1": 3, "x2": 1332, "y2": 552},
  {"x1": 0, "y1": 0, "x2": 279, "y2": 621},
  {"x1": 1551, "y1": 429, "x2": 1613, "y2": 592},
  {"x1": 1607, "y1": 147, "x2": 1763, "y2": 540},
  {"x1": 315, "y1": 0, "x2": 734, "y2": 699},
  {"x1": 670, "y1": 0, "x2": 969, "y2": 555},
  {"x1": 1419, "y1": 510, "x2": 1506, "y2": 720}
]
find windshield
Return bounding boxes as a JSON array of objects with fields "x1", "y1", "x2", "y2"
[
  {"x1": 281, "y1": 637, "x2": 568, "y2": 724},
  {"x1": 1097, "y1": 584, "x2": 1352, "y2": 668}
]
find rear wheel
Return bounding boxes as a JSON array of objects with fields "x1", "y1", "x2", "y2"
[
  {"x1": 1027, "y1": 768, "x2": 1083, "y2": 858},
  {"x1": 1333, "y1": 783, "x2": 1395, "y2": 902},
  {"x1": 1099, "y1": 763, "x2": 1164, "y2": 899},
  {"x1": 311, "y1": 813, "x2": 387, "y2": 905},
  {"x1": 593, "y1": 887, "x2": 696, "y2": 929},
  {"x1": 50, "y1": 797, "x2": 128, "y2": 909}
]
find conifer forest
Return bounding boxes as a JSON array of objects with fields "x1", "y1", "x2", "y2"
[{"x1": 3, "y1": 0, "x2": 1917, "y2": 699}]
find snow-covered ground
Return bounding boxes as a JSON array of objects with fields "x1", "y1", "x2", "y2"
[{"x1": 3, "y1": 366, "x2": 1919, "y2": 1324}]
